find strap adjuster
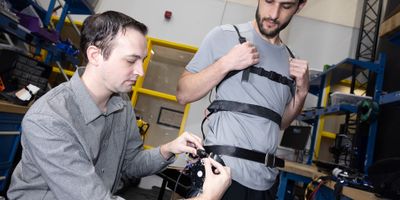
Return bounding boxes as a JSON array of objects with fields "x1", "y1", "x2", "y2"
[
  {"x1": 254, "y1": 67, "x2": 263, "y2": 75},
  {"x1": 265, "y1": 154, "x2": 275, "y2": 168},
  {"x1": 269, "y1": 71, "x2": 277, "y2": 80}
]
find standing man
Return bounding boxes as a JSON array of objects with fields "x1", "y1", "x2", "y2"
[
  {"x1": 177, "y1": 0, "x2": 309, "y2": 199},
  {"x1": 7, "y1": 11, "x2": 230, "y2": 200}
]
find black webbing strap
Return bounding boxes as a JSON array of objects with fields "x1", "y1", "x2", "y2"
[
  {"x1": 248, "y1": 66, "x2": 295, "y2": 88},
  {"x1": 285, "y1": 45, "x2": 295, "y2": 59},
  {"x1": 207, "y1": 100, "x2": 282, "y2": 125},
  {"x1": 200, "y1": 100, "x2": 282, "y2": 139},
  {"x1": 233, "y1": 25, "x2": 246, "y2": 44},
  {"x1": 233, "y1": 24, "x2": 251, "y2": 82},
  {"x1": 204, "y1": 145, "x2": 285, "y2": 168},
  {"x1": 215, "y1": 25, "x2": 247, "y2": 89},
  {"x1": 216, "y1": 25, "x2": 295, "y2": 93}
]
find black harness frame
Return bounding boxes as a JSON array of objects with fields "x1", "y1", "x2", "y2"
[{"x1": 202, "y1": 24, "x2": 295, "y2": 168}]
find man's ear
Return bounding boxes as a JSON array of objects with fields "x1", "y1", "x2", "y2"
[
  {"x1": 297, "y1": 0, "x2": 307, "y2": 13},
  {"x1": 86, "y1": 45, "x2": 102, "y2": 66}
]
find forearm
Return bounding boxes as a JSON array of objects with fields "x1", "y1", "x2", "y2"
[
  {"x1": 281, "y1": 91, "x2": 308, "y2": 129},
  {"x1": 124, "y1": 146, "x2": 173, "y2": 178},
  {"x1": 177, "y1": 59, "x2": 230, "y2": 105}
]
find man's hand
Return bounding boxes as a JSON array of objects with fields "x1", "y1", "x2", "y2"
[
  {"x1": 219, "y1": 41, "x2": 259, "y2": 72},
  {"x1": 281, "y1": 58, "x2": 309, "y2": 129},
  {"x1": 289, "y1": 58, "x2": 309, "y2": 97},
  {"x1": 160, "y1": 131, "x2": 203, "y2": 159},
  {"x1": 200, "y1": 158, "x2": 231, "y2": 200}
]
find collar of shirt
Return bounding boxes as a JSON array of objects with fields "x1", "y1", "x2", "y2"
[{"x1": 70, "y1": 67, "x2": 127, "y2": 124}]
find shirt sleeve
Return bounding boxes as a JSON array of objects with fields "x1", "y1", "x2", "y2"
[
  {"x1": 21, "y1": 113, "x2": 124, "y2": 200},
  {"x1": 186, "y1": 26, "x2": 227, "y2": 73},
  {"x1": 121, "y1": 106, "x2": 175, "y2": 179}
]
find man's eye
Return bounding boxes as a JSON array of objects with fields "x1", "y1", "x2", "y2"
[
  {"x1": 127, "y1": 60, "x2": 136, "y2": 64},
  {"x1": 282, "y1": 3, "x2": 295, "y2": 9}
]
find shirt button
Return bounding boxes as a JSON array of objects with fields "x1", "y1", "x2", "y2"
[{"x1": 101, "y1": 169, "x2": 105, "y2": 173}]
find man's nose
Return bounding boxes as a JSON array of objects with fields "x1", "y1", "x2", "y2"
[
  {"x1": 269, "y1": 4, "x2": 281, "y2": 20},
  {"x1": 134, "y1": 62, "x2": 144, "y2": 77}
]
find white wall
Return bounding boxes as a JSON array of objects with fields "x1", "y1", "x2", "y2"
[
  {"x1": 95, "y1": 0, "x2": 256, "y2": 46},
  {"x1": 298, "y1": 0, "x2": 363, "y2": 28}
]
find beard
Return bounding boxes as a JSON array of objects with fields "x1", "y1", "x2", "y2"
[{"x1": 255, "y1": 6, "x2": 293, "y2": 38}]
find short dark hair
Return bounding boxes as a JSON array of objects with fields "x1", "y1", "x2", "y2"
[{"x1": 80, "y1": 11, "x2": 148, "y2": 61}]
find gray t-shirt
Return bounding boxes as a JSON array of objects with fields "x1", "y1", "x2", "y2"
[{"x1": 186, "y1": 22, "x2": 292, "y2": 190}]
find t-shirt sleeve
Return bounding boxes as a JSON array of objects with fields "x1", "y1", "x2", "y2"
[{"x1": 186, "y1": 26, "x2": 227, "y2": 73}]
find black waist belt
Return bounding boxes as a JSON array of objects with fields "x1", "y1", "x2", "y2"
[
  {"x1": 207, "y1": 100, "x2": 282, "y2": 126},
  {"x1": 204, "y1": 145, "x2": 285, "y2": 168}
]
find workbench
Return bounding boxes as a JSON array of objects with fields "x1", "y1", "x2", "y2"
[{"x1": 278, "y1": 161, "x2": 380, "y2": 200}]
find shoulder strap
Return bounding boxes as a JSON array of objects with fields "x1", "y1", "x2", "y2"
[
  {"x1": 285, "y1": 45, "x2": 295, "y2": 59},
  {"x1": 232, "y1": 25, "x2": 251, "y2": 81},
  {"x1": 215, "y1": 25, "x2": 245, "y2": 90},
  {"x1": 233, "y1": 25, "x2": 246, "y2": 44}
]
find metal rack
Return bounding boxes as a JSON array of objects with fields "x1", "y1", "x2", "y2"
[
  {"x1": 0, "y1": 13, "x2": 79, "y2": 65},
  {"x1": 301, "y1": 53, "x2": 386, "y2": 174},
  {"x1": 3, "y1": 0, "x2": 95, "y2": 81}
]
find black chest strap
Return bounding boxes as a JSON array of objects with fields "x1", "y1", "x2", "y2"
[
  {"x1": 207, "y1": 100, "x2": 281, "y2": 125},
  {"x1": 204, "y1": 145, "x2": 285, "y2": 168},
  {"x1": 201, "y1": 99, "x2": 282, "y2": 139},
  {"x1": 217, "y1": 25, "x2": 295, "y2": 96}
]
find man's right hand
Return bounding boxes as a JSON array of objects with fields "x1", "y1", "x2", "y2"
[
  {"x1": 200, "y1": 158, "x2": 231, "y2": 200},
  {"x1": 218, "y1": 41, "x2": 259, "y2": 72}
]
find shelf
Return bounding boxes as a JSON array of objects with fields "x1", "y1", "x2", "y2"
[
  {"x1": 0, "y1": 13, "x2": 79, "y2": 65},
  {"x1": 297, "y1": 104, "x2": 358, "y2": 121},
  {"x1": 380, "y1": 8, "x2": 400, "y2": 46},
  {"x1": 380, "y1": 91, "x2": 400, "y2": 105},
  {"x1": 309, "y1": 58, "x2": 382, "y2": 89},
  {"x1": 321, "y1": 131, "x2": 336, "y2": 139},
  {"x1": 0, "y1": 101, "x2": 29, "y2": 114},
  {"x1": 379, "y1": 9, "x2": 400, "y2": 38},
  {"x1": 308, "y1": 70, "x2": 322, "y2": 95}
]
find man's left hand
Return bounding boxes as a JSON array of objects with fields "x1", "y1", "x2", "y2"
[{"x1": 289, "y1": 58, "x2": 309, "y2": 96}]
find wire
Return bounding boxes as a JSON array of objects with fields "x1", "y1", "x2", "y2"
[
  {"x1": 170, "y1": 164, "x2": 190, "y2": 200},
  {"x1": 208, "y1": 89, "x2": 213, "y2": 103},
  {"x1": 304, "y1": 176, "x2": 330, "y2": 200}
]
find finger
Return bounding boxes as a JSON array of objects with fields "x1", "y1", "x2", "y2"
[
  {"x1": 209, "y1": 157, "x2": 226, "y2": 175},
  {"x1": 179, "y1": 145, "x2": 197, "y2": 155},
  {"x1": 290, "y1": 67, "x2": 308, "y2": 79},
  {"x1": 202, "y1": 158, "x2": 213, "y2": 177},
  {"x1": 184, "y1": 132, "x2": 203, "y2": 149}
]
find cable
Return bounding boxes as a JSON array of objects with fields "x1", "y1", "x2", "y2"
[
  {"x1": 304, "y1": 176, "x2": 330, "y2": 200},
  {"x1": 170, "y1": 164, "x2": 190, "y2": 200},
  {"x1": 208, "y1": 89, "x2": 213, "y2": 103}
]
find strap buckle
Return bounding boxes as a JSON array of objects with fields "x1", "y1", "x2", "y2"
[{"x1": 265, "y1": 154, "x2": 275, "y2": 168}]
